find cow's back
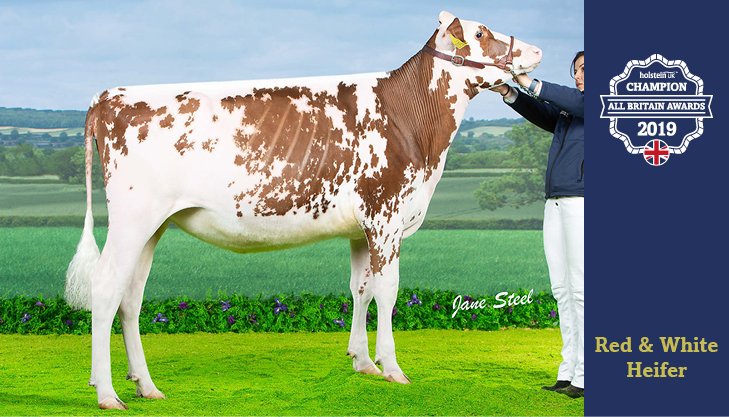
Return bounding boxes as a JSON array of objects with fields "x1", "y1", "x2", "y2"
[{"x1": 90, "y1": 73, "x2": 400, "y2": 250}]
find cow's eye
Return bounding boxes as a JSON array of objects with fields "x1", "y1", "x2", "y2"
[{"x1": 476, "y1": 31, "x2": 483, "y2": 39}]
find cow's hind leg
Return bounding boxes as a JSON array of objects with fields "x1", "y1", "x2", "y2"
[
  {"x1": 91, "y1": 233, "x2": 151, "y2": 409},
  {"x1": 118, "y1": 223, "x2": 168, "y2": 400},
  {"x1": 91, "y1": 213, "x2": 168, "y2": 410},
  {"x1": 364, "y1": 227, "x2": 410, "y2": 384},
  {"x1": 347, "y1": 238, "x2": 381, "y2": 375}
]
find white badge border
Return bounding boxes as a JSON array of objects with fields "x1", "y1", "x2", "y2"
[{"x1": 603, "y1": 54, "x2": 709, "y2": 155}]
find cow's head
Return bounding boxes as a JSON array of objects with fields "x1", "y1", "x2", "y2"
[{"x1": 428, "y1": 11, "x2": 542, "y2": 93}]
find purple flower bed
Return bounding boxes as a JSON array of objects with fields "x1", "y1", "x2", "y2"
[{"x1": 0, "y1": 289, "x2": 558, "y2": 335}]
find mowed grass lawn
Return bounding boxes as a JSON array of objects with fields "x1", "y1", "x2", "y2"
[
  {"x1": 0, "y1": 228, "x2": 549, "y2": 298},
  {"x1": 0, "y1": 178, "x2": 545, "y2": 220},
  {"x1": 0, "y1": 329, "x2": 582, "y2": 416}
]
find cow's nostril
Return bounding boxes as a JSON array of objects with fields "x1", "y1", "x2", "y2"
[{"x1": 535, "y1": 48, "x2": 542, "y2": 56}]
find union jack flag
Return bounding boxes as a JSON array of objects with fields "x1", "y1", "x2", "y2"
[{"x1": 642, "y1": 139, "x2": 670, "y2": 166}]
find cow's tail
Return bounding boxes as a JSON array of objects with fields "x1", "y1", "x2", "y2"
[{"x1": 65, "y1": 98, "x2": 101, "y2": 310}]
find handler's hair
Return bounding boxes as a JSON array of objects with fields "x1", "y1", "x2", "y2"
[{"x1": 570, "y1": 50, "x2": 584, "y2": 78}]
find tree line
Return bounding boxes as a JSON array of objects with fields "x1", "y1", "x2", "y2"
[
  {"x1": 0, "y1": 145, "x2": 102, "y2": 186},
  {"x1": 0, "y1": 107, "x2": 86, "y2": 129},
  {"x1": 473, "y1": 122, "x2": 552, "y2": 210}
]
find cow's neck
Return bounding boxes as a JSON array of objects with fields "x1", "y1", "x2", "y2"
[{"x1": 374, "y1": 50, "x2": 472, "y2": 177}]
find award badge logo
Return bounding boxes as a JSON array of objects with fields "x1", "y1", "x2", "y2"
[{"x1": 600, "y1": 54, "x2": 713, "y2": 166}]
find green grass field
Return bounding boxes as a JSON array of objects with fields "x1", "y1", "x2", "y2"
[
  {"x1": 0, "y1": 329, "x2": 582, "y2": 416},
  {"x1": 0, "y1": 228, "x2": 548, "y2": 298},
  {"x1": 427, "y1": 178, "x2": 543, "y2": 221},
  {"x1": 0, "y1": 183, "x2": 107, "y2": 216},
  {"x1": 0, "y1": 177, "x2": 544, "y2": 220}
]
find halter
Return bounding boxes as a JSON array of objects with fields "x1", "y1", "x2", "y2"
[{"x1": 421, "y1": 35, "x2": 515, "y2": 71}]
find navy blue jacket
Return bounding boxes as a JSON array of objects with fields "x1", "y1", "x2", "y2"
[{"x1": 507, "y1": 81, "x2": 584, "y2": 198}]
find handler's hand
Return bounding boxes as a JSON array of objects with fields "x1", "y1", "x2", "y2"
[
  {"x1": 490, "y1": 84, "x2": 510, "y2": 95},
  {"x1": 513, "y1": 73, "x2": 532, "y2": 89}
]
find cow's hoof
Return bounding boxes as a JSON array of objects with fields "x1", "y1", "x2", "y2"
[
  {"x1": 137, "y1": 388, "x2": 166, "y2": 400},
  {"x1": 99, "y1": 397, "x2": 128, "y2": 410},
  {"x1": 384, "y1": 372, "x2": 411, "y2": 384},
  {"x1": 358, "y1": 364, "x2": 383, "y2": 375}
]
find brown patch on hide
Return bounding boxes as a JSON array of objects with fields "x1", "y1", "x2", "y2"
[
  {"x1": 221, "y1": 82, "x2": 361, "y2": 220},
  {"x1": 138, "y1": 107, "x2": 166, "y2": 142},
  {"x1": 357, "y1": 50, "x2": 458, "y2": 273},
  {"x1": 159, "y1": 114, "x2": 174, "y2": 128},
  {"x1": 220, "y1": 95, "x2": 247, "y2": 113},
  {"x1": 358, "y1": 281, "x2": 368, "y2": 295},
  {"x1": 202, "y1": 138, "x2": 218, "y2": 152},
  {"x1": 464, "y1": 79, "x2": 479, "y2": 99},
  {"x1": 464, "y1": 75, "x2": 494, "y2": 98},
  {"x1": 174, "y1": 133, "x2": 194, "y2": 155},
  {"x1": 138, "y1": 125, "x2": 149, "y2": 142},
  {"x1": 178, "y1": 96, "x2": 200, "y2": 115},
  {"x1": 176, "y1": 93, "x2": 200, "y2": 129},
  {"x1": 478, "y1": 26, "x2": 510, "y2": 60},
  {"x1": 87, "y1": 91, "x2": 168, "y2": 185}
]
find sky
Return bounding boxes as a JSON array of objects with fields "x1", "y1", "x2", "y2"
[{"x1": 0, "y1": 0, "x2": 583, "y2": 120}]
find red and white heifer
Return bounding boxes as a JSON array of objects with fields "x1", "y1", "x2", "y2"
[{"x1": 66, "y1": 11, "x2": 541, "y2": 410}]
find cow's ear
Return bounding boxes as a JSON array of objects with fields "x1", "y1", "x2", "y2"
[
  {"x1": 438, "y1": 10, "x2": 456, "y2": 25},
  {"x1": 446, "y1": 17, "x2": 469, "y2": 51},
  {"x1": 446, "y1": 17, "x2": 466, "y2": 42}
]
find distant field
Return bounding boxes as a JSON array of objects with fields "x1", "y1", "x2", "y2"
[
  {"x1": 0, "y1": 228, "x2": 549, "y2": 298},
  {"x1": 0, "y1": 183, "x2": 108, "y2": 216},
  {"x1": 0, "y1": 126, "x2": 83, "y2": 137},
  {"x1": 460, "y1": 126, "x2": 512, "y2": 136},
  {"x1": 0, "y1": 175, "x2": 61, "y2": 181},
  {"x1": 427, "y1": 177, "x2": 543, "y2": 221},
  {"x1": 0, "y1": 176, "x2": 544, "y2": 221}
]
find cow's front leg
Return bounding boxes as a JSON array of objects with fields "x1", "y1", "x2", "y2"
[
  {"x1": 347, "y1": 238, "x2": 381, "y2": 375},
  {"x1": 364, "y1": 227, "x2": 410, "y2": 384}
]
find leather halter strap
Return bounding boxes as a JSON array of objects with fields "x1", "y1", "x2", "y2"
[{"x1": 421, "y1": 35, "x2": 515, "y2": 71}]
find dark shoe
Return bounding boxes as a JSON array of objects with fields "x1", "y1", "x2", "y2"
[
  {"x1": 542, "y1": 380, "x2": 571, "y2": 391},
  {"x1": 556, "y1": 384, "x2": 584, "y2": 398}
]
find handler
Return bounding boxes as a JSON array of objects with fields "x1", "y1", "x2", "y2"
[{"x1": 491, "y1": 51, "x2": 584, "y2": 399}]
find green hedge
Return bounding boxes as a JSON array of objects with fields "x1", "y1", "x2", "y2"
[
  {"x1": 0, "y1": 217, "x2": 542, "y2": 230},
  {"x1": 0, "y1": 289, "x2": 558, "y2": 335}
]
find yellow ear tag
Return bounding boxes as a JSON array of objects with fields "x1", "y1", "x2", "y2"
[{"x1": 449, "y1": 34, "x2": 468, "y2": 50}]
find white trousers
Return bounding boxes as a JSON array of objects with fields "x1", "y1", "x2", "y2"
[{"x1": 544, "y1": 197, "x2": 584, "y2": 389}]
